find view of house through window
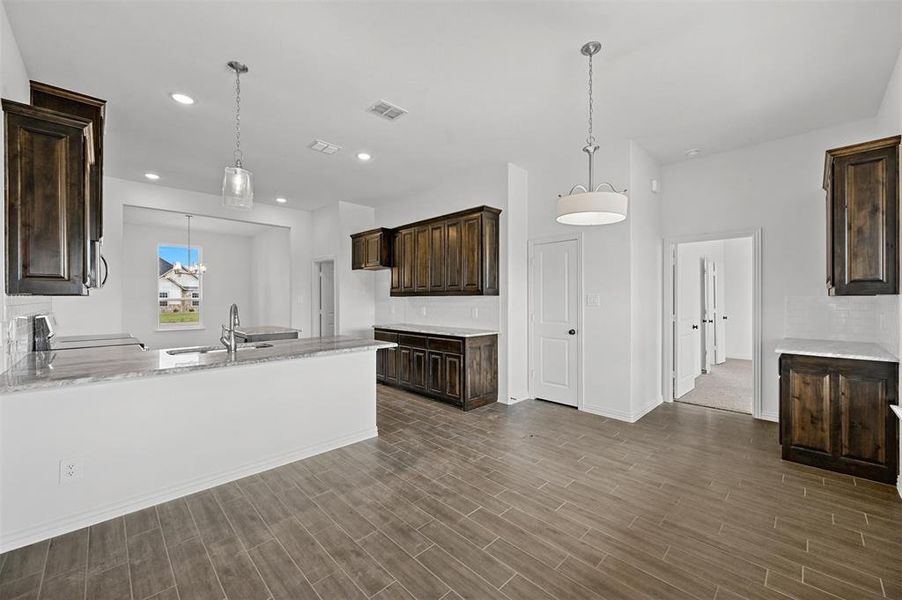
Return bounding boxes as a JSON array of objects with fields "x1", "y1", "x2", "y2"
[{"x1": 158, "y1": 245, "x2": 202, "y2": 326}]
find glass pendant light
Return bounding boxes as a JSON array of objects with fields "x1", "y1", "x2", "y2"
[
  {"x1": 556, "y1": 41, "x2": 628, "y2": 226},
  {"x1": 222, "y1": 60, "x2": 254, "y2": 210}
]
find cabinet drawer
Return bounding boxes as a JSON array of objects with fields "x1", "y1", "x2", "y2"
[
  {"x1": 427, "y1": 337, "x2": 463, "y2": 354},
  {"x1": 375, "y1": 330, "x2": 398, "y2": 343},
  {"x1": 399, "y1": 334, "x2": 428, "y2": 349}
]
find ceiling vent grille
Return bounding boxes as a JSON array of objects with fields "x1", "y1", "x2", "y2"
[
  {"x1": 308, "y1": 139, "x2": 342, "y2": 154},
  {"x1": 368, "y1": 99, "x2": 408, "y2": 121}
]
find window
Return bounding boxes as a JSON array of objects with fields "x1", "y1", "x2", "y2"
[{"x1": 158, "y1": 244, "x2": 202, "y2": 328}]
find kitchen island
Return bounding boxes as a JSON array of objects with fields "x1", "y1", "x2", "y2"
[{"x1": 0, "y1": 336, "x2": 394, "y2": 552}]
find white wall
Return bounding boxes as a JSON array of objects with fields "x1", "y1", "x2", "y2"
[
  {"x1": 249, "y1": 227, "x2": 292, "y2": 328},
  {"x1": 121, "y1": 223, "x2": 255, "y2": 350},
  {"x1": 723, "y1": 237, "x2": 753, "y2": 360},
  {"x1": 629, "y1": 141, "x2": 663, "y2": 414},
  {"x1": 522, "y1": 140, "x2": 635, "y2": 419},
  {"x1": 505, "y1": 164, "x2": 529, "y2": 402},
  {"x1": 51, "y1": 177, "x2": 313, "y2": 341},
  {"x1": 662, "y1": 115, "x2": 900, "y2": 420}
]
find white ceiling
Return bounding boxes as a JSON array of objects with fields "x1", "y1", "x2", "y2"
[
  {"x1": 7, "y1": 1, "x2": 901, "y2": 211},
  {"x1": 123, "y1": 205, "x2": 280, "y2": 236}
]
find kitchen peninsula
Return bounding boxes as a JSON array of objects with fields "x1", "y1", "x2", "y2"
[{"x1": 0, "y1": 336, "x2": 394, "y2": 552}]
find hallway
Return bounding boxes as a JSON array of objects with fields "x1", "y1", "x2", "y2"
[{"x1": 676, "y1": 359, "x2": 753, "y2": 414}]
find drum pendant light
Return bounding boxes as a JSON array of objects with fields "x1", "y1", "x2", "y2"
[{"x1": 556, "y1": 41, "x2": 628, "y2": 226}]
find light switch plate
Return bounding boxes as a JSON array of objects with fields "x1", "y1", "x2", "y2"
[{"x1": 586, "y1": 294, "x2": 601, "y2": 307}]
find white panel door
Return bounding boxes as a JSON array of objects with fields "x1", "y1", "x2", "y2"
[
  {"x1": 531, "y1": 239, "x2": 579, "y2": 407},
  {"x1": 713, "y1": 261, "x2": 727, "y2": 364},
  {"x1": 675, "y1": 255, "x2": 700, "y2": 398},
  {"x1": 319, "y1": 261, "x2": 335, "y2": 336},
  {"x1": 702, "y1": 259, "x2": 715, "y2": 373}
]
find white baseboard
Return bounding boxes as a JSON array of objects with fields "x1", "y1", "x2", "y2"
[
  {"x1": 500, "y1": 395, "x2": 528, "y2": 405},
  {"x1": 581, "y1": 396, "x2": 662, "y2": 423},
  {"x1": 758, "y1": 411, "x2": 779, "y2": 423},
  {"x1": 897, "y1": 475, "x2": 902, "y2": 500},
  {"x1": 0, "y1": 427, "x2": 377, "y2": 553}
]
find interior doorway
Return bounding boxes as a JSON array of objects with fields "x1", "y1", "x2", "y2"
[
  {"x1": 313, "y1": 258, "x2": 336, "y2": 337},
  {"x1": 528, "y1": 234, "x2": 581, "y2": 408},
  {"x1": 664, "y1": 231, "x2": 762, "y2": 417}
]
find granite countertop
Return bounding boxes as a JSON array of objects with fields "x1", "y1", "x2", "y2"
[
  {"x1": 0, "y1": 336, "x2": 395, "y2": 394},
  {"x1": 374, "y1": 323, "x2": 499, "y2": 338},
  {"x1": 775, "y1": 338, "x2": 899, "y2": 363}
]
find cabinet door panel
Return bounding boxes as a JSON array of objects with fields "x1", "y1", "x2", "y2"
[
  {"x1": 401, "y1": 229, "x2": 416, "y2": 292},
  {"x1": 5, "y1": 103, "x2": 89, "y2": 296},
  {"x1": 788, "y1": 368, "x2": 832, "y2": 453},
  {"x1": 385, "y1": 347, "x2": 398, "y2": 383},
  {"x1": 365, "y1": 234, "x2": 380, "y2": 267},
  {"x1": 414, "y1": 227, "x2": 430, "y2": 293},
  {"x1": 412, "y1": 349, "x2": 427, "y2": 390},
  {"x1": 829, "y1": 140, "x2": 899, "y2": 295},
  {"x1": 428, "y1": 351, "x2": 444, "y2": 396},
  {"x1": 376, "y1": 348, "x2": 386, "y2": 381},
  {"x1": 399, "y1": 347, "x2": 412, "y2": 385},
  {"x1": 391, "y1": 232, "x2": 401, "y2": 292},
  {"x1": 352, "y1": 236, "x2": 365, "y2": 270},
  {"x1": 429, "y1": 224, "x2": 445, "y2": 291},
  {"x1": 461, "y1": 216, "x2": 481, "y2": 292},
  {"x1": 839, "y1": 374, "x2": 887, "y2": 464},
  {"x1": 445, "y1": 219, "x2": 462, "y2": 292},
  {"x1": 444, "y1": 354, "x2": 462, "y2": 402}
]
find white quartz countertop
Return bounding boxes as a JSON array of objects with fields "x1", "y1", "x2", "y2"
[
  {"x1": 374, "y1": 323, "x2": 499, "y2": 338},
  {"x1": 775, "y1": 338, "x2": 899, "y2": 363},
  {"x1": 0, "y1": 336, "x2": 395, "y2": 394}
]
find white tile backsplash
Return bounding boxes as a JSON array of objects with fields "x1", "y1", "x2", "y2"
[
  {"x1": 375, "y1": 295, "x2": 500, "y2": 331},
  {"x1": 2, "y1": 296, "x2": 52, "y2": 368},
  {"x1": 784, "y1": 295, "x2": 900, "y2": 356}
]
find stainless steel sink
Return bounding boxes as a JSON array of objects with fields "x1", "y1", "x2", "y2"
[{"x1": 166, "y1": 342, "x2": 273, "y2": 356}]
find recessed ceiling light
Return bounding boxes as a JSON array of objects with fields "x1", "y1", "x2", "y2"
[
  {"x1": 357, "y1": 152, "x2": 372, "y2": 162},
  {"x1": 170, "y1": 93, "x2": 195, "y2": 105},
  {"x1": 275, "y1": 197, "x2": 287, "y2": 204},
  {"x1": 144, "y1": 172, "x2": 160, "y2": 181},
  {"x1": 685, "y1": 148, "x2": 701, "y2": 158}
]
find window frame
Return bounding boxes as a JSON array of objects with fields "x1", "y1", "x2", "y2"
[{"x1": 157, "y1": 243, "x2": 205, "y2": 331}]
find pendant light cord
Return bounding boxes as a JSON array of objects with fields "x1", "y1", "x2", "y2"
[
  {"x1": 586, "y1": 51, "x2": 595, "y2": 147},
  {"x1": 233, "y1": 68, "x2": 243, "y2": 168}
]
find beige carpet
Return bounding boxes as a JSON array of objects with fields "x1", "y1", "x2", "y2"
[{"x1": 677, "y1": 358, "x2": 753, "y2": 414}]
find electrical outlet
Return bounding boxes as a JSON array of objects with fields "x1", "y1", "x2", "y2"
[
  {"x1": 471, "y1": 307, "x2": 479, "y2": 319},
  {"x1": 586, "y1": 294, "x2": 601, "y2": 307},
  {"x1": 420, "y1": 306, "x2": 427, "y2": 317},
  {"x1": 59, "y1": 458, "x2": 83, "y2": 484}
]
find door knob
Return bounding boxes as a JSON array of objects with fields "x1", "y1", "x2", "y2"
[
  {"x1": 692, "y1": 324, "x2": 699, "y2": 330},
  {"x1": 568, "y1": 329, "x2": 576, "y2": 335}
]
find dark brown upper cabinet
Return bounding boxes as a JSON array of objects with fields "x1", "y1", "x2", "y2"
[
  {"x1": 3, "y1": 100, "x2": 94, "y2": 295},
  {"x1": 350, "y1": 227, "x2": 391, "y2": 270},
  {"x1": 386, "y1": 206, "x2": 500, "y2": 297},
  {"x1": 824, "y1": 135, "x2": 900, "y2": 295}
]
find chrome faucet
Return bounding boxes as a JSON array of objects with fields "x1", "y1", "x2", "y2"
[{"x1": 220, "y1": 303, "x2": 241, "y2": 354}]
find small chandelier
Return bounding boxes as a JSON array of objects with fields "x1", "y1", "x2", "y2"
[
  {"x1": 556, "y1": 41, "x2": 628, "y2": 226},
  {"x1": 222, "y1": 60, "x2": 254, "y2": 210},
  {"x1": 175, "y1": 215, "x2": 206, "y2": 275}
]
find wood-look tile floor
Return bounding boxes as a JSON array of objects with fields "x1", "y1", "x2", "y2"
[{"x1": 3, "y1": 385, "x2": 901, "y2": 600}]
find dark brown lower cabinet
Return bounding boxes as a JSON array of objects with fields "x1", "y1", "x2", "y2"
[
  {"x1": 779, "y1": 353, "x2": 898, "y2": 483},
  {"x1": 375, "y1": 328, "x2": 497, "y2": 410}
]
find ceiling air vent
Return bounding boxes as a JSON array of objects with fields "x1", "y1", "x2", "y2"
[
  {"x1": 308, "y1": 139, "x2": 342, "y2": 155},
  {"x1": 368, "y1": 99, "x2": 408, "y2": 121}
]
